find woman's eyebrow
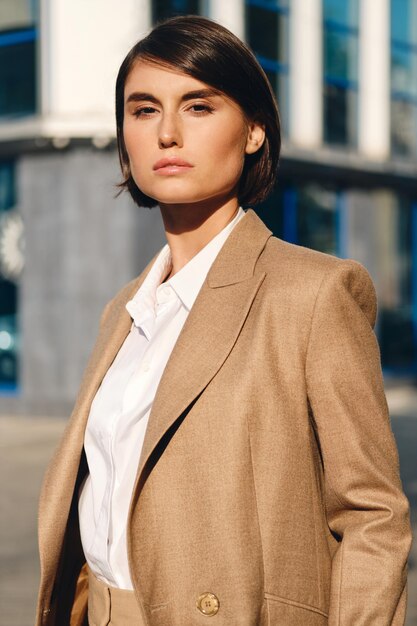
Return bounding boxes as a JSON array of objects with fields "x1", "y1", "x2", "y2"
[{"x1": 125, "y1": 88, "x2": 222, "y2": 105}]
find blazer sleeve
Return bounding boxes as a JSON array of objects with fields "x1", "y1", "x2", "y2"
[{"x1": 305, "y1": 259, "x2": 412, "y2": 626}]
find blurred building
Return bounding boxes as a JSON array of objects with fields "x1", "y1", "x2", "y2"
[{"x1": 0, "y1": 0, "x2": 416, "y2": 415}]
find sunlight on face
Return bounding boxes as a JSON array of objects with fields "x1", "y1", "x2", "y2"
[{"x1": 123, "y1": 61, "x2": 263, "y2": 207}]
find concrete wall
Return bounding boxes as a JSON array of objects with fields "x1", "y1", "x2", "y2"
[{"x1": 3, "y1": 147, "x2": 165, "y2": 416}]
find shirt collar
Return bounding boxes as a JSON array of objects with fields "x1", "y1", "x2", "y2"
[
  {"x1": 125, "y1": 244, "x2": 171, "y2": 337},
  {"x1": 126, "y1": 207, "x2": 246, "y2": 331}
]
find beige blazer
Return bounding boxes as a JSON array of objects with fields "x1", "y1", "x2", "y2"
[{"x1": 36, "y1": 209, "x2": 412, "y2": 626}]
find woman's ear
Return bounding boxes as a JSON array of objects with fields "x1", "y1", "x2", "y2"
[{"x1": 245, "y1": 120, "x2": 266, "y2": 155}]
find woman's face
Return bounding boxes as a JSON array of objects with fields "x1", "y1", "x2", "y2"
[{"x1": 123, "y1": 60, "x2": 264, "y2": 207}]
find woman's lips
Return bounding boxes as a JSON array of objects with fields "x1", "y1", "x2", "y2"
[
  {"x1": 153, "y1": 157, "x2": 194, "y2": 175},
  {"x1": 155, "y1": 165, "x2": 193, "y2": 175}
]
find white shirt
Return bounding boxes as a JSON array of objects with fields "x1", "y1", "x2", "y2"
[{"x1": 78, "y1": 207, "x2": 245, "y2": 589}]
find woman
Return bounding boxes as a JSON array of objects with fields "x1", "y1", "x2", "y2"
[{"x1": 36, "y1": 15, "x2": 411, "y2": 626}]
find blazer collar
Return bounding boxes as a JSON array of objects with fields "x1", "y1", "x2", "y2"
[
  {"x1": 208, "y1": 208, "x2": 272, "y2": 287},
  {"x1": 125, "y1": 208, "x2": 272, "y2": 297}
]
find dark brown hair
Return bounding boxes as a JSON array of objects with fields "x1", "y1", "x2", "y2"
[{"x1": 115, "y1": 15, "x2": 281, "y2": 208}]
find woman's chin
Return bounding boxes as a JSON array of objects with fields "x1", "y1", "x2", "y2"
[
  {"x1": 149, "y1": 193, "x2": 210, "y2": 207},
  {"x1": 137, "y1": 185, "x2": 200, "y2": 207}
]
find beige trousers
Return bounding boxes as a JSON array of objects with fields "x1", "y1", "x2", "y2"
[{"x1": 87, "y1": 568, "x2": 146, "y2": 626}]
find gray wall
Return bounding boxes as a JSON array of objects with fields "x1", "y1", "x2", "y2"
[{"x1": 3, "y1": 147, "x2": 165, "y2": 416}]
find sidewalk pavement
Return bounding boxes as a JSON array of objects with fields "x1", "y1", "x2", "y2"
[
  {"x1": 0, "y1": 384, "x2": 416, "y2": 626},
  {"x1": 0, "y1": 417, "x2": 66, "y2": 626}
]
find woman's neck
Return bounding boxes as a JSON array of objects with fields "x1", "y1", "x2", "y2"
[{"x1": 159, "y1": 198, "x2": 240, "y2": 279}]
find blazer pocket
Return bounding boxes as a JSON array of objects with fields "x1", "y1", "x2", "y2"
[{"x1": 264, "y1": 592, "x2": 328, "y2": 626}]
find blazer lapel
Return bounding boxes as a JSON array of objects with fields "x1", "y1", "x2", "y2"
[{"x1": 133, "y1": 209, "x2": 272, "y2": 491}]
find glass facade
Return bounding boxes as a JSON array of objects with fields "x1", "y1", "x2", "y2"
[
  {"x1": 346, "y1": 188, "x2": 417, "y2": 372},
  {"x1": 323, "y1": 0, "x2": 359, "y2": 147},
  {"x1": 245, "y1": 0, "x2": 289, "y2": 135},
  {"x1": 152, "y1": 0, "x2": 206, "y2": 22},
  {"x1": 390, "y1": 0, "x2": 417, "y2": 158},
  {"x1": 253, "y1": 185, "x2": 285, "y2": 239},
  {"x1": 0, "y1": 0, "x2": 37, "y2": 119},
  {"x1": 0, "y1": 0, "x2": 414, "y2": 391},
  {"x1": 296, "y1": 185, "x2": 338, "y2": 255},
  {"x1": 377, "y1": 194, "x2": 415, "y2": 370},
  {"x1": 0, "y1": 162, "x2": 19, "y2": 392},
  {"x1": 256, "y1": 183, "x2": 339, "y2": 254}
]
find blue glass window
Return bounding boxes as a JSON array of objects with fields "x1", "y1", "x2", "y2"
[
  {"x1": 390, "y1": 0, "x2": 417, "y2": 157},
  {"x1": 0, "y1": 162, "x2": 19, "y2": 392},
  {"x1": 296, "y1": 185, "x2": 339, "y2": 255},
  {"x1": 152, "y1": 0, "x2": 205, "y2": 21},
  {"x1": 246, "y1": 0, "x2": 289, "y2": 135},
  {"x1": 322, "y1": 0, "x2": 358, "y2": 26},
  {"x1": 252, "y1": 185, "x2": 285, "y2": 237},
  {"x1": 0, "y1": 1, "x2": 37, "y2": 119},
  {"x1": 0, "y1": 30, "x2": 36, "y2": 118},
  {"x1": 379, "y1": 194, "x2": 415, "y2": 370},
  {"x1": 323, "y1": 0, "x2": 359, "y2": 146},
  {"x1": 255, "y1": 182, "x2": 339, "y2": 256}
]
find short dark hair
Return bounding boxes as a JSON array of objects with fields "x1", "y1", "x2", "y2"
[{"x1": 115, "y1": 15, "x2": 281, "y2": 208}]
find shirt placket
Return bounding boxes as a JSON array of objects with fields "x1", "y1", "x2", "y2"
[
  {"x1": 92, "y1": 354, "x2": 139, "y2": 584},
  {"x1": 106, "y1": 310, "x2": 157, "y2": 583}
]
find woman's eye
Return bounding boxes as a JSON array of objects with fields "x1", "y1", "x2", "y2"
[
  {"x1": 133, "y1": 106, "x2": 157, "y2": 117},
  {"x1": 189, "y1": 104, "x2": 214, "y2": 114},
  {"x1": 132, "y1": 104, "x2": 214, "y2": 117}
]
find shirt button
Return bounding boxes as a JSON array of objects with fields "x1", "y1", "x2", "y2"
[
  {"x1": 142, "y1": 362, "x2": 150, "y2": 372},
  {"x1": 196, "y1": 592, "x2": 220, "y2": 616}
]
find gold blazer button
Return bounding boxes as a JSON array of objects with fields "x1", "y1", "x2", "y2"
[{"x1": 196, "y1": 592, "x2": 220, "y2": 616}]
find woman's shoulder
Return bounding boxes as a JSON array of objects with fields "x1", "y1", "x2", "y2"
[
  {"x1": 261, "y1": 235, "x2": 372, "y2": 287},
  {"x1": 259, "y1": 235, "x2": 377, "y2": 325}
]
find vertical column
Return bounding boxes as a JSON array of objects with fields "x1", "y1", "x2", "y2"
[
  {"x1": 209, "y1": 0, "x2": 245, "y2": 40},
  {"x1": 137, "y1": 0, "x2": 152, "y2": 33},
  {"x1": 39, "y1": 0, "x2": 152, "y2": 123},
  {"x1": 289, "y1": 0, "x2": 323, "y2": 149},
  {"x1": 358, "y1": 0, "x2": 390, "y2": 160}
]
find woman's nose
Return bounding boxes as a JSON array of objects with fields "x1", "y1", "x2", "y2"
[{"x1": 158, "y1": 113, "x2": 183, "y2": 149}]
